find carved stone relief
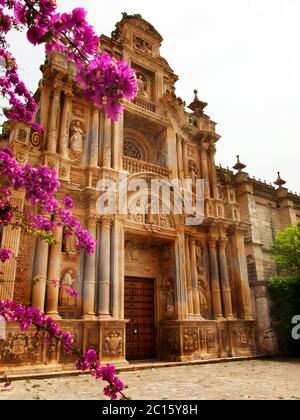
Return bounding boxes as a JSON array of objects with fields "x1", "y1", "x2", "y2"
[
  {"x1": 183, "y1": 328, "x2": 198, "y2": 354},
  {"x1": 103, "y1": 331, "x2": 123, "y2": 358},
  {"x1": 0, "y1": 331, "x2": 40, "y2": 364}
]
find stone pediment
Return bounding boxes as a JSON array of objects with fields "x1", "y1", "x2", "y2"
[{"x1": 112, "y1": 12, "x2": 163, "y2": 43}]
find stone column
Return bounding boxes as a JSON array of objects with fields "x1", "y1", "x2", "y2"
[
  {"x1": 31, "y1": 239, "x2": 49, "y2": 312},
  {"x1": 200, "y1": 142, "x2": 210, "y2": 198},
  {"x1": 39, "y1": 79, "x2": 50, "y2": 131},
  {"x1": 83, "y1": 217, "x2": 97, "y2": 319},
  {"x1": 229, "y1": 227, "x2": 253, "y2": 320},
  {"x1": 90, "y1": 106, "x2": 99, "y2": 167},
  {"x1": 113, "y1": 113, "x2": 124, "y2": 171},
  {"x1": 45, "y1": 226, "x2": 63, "y2": 319},
  {"x1": 119, "y1": 227, "x2": 125, "y2": 320},
  {"x1": 185, "y1": 234, "x2": 194, "y2": 316},
  {"x1": 182, "y1": 138, "x2": 189, "y2": 179},
  {"x1": 177, "y1": 134, "x2": 184, "y2": 182},
  {"x1": 218, "y1": 238, "x2": 234, "y2": 320},
  {"x1": 59, "y1": 92, "x2": 72, "y2": 159},
  {"x1": 102, "y1": 117, "x2": 112, "y2": 168},
  {"x1": 48, "y1": 87, "x2": 61, "y2": 153},
  {"x1": 98, "y1": 216, "x2": 112, "y2": 318},
  {"x1": 111, "y1": 219, "x2": 122, "y2": 319},
  {"x1": 190, "y1": 235, "x2": 201, "y2": 317},
  {"x1": 208, "y1": 236, "x2": 223, "y2": 319},
  {"x1": 209, "y1": 144, "x2": 218, "y2": 199}
]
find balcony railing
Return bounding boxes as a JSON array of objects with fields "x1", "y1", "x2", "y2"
[
  {"x1": 123, "y1": 156, "x2": 170, "y2": 178},
  {"x1": 132, "y1": 97, "x2": 156, "y2": 113}
]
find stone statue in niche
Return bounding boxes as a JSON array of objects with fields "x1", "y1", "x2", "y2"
[
  {"x1": 162, "y1": 280, "x2": 175, "y2": 314},
  {"x1": 189, "y1": 160, "x2": 198, "y2": 184},
  {"x1": 70, "y1": 121, "x2": 84, "y2": 151},
  {"x1": 59, "y1": 269, "x2": 77, "y2": 307},
  {"x1": 137, "y1": 73, "x2": 148, "y2": 98}
]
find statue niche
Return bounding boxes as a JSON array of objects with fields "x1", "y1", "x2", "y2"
[
  {"x1": 59, "y1": 269, "x2": 78, "y2": 308},
  {"x1": 69, "y1": 120, "x2": 84, "y2": 151},
  {"x1": 161, "y1": 280, "x2": 176, "y2": 317},
  {"x1": 136, "y1": 73, "x2": 149, "y2": 99}
]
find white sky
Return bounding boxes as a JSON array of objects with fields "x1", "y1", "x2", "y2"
[{"x1": 5, "y1": 0, "x2": 300, "y2": 192}]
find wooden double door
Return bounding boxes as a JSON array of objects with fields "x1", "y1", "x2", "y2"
[{"x1": 124, "y1": 277, "x2": 156, "y2": 360}]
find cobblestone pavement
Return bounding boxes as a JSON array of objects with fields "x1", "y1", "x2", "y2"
[{"x1": 1, "y1": 359, "x2": 300, "y2": 400}]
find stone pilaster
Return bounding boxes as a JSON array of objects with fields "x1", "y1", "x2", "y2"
[
  {"x1": 45, "y1": 226, "x2": 62, "y2": 319},
  {"x1": 31, "y1": 239, "x2": 49, "y2": 312},
  {"x1": 90, "y1": 106, "x2": 99, "y2": 167},
  {"x1": 208, "y1": 236, "x2": 223, "y2": 319},
  {"x1": 218, "y1": 238, "x2": 234, "y2": 320},
  {"x1": 48, "y1": 87, "x2": 61, "y2": 153},
  {"x1": 190, "y1": 235, "x2": 201, "y2": 317},
  {"x1": 98, "y1": 216, "x2": 112, "y2": 318},
  {"x1": 59, "y1": 92, "x2": 72, "y2": 159},
  {"x1": 83, "y1": 217, "x2": 97, "y2": 319}
]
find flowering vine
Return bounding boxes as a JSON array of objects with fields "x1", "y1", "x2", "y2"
[
  {"x1": 0, "y1": 0, "x2": 134, "y2": 400},
  {"x1": 0, "y1": 0, "x2": 137, "y2": 126},
  {"x1": 0, "y1": 301, "x2": 127, "y2": 400}
]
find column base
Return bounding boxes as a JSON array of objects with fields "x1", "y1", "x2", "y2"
[
  {"x1": 82, "y1": 314, "x2": 97, "y2": 321},
  {"x1": 45, "y1": 312, "x2": 61, "y2": 320},
  {"x1": 98, "y1": 314, "x2": 112, "y2": 320}
]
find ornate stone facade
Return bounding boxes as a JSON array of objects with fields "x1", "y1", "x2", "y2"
[{"x1": 1, "y1": 14, "x2": 300, "y2": 373}]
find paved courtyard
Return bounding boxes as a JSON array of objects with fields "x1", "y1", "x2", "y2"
[{"x1": 0, "y1": 359, "x2": 300, "y2": 400}]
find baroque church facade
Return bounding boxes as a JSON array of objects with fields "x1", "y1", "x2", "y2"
[{"x1": 1, "y1": 14, "x2": 300, "y2": 373}]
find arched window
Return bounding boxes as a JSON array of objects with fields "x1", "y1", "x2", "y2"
[{"x1": 124, "y1": 140, "x2": 144, "y2": 161}]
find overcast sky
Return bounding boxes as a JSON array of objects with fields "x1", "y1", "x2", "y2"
[{"x1": 6, "y1": 0, "x2": 300, "y2": 192}]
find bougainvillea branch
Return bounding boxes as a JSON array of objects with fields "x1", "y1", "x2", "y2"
[
  {"x1": 0, "y1": 300, "x2": 127, "y2": 400},
  {"x1": 0, "y1": 147, "x2": 96, "y2": 256},
  {"x1": 0, "y1": 0, "x2": 137, "y2": 125}
]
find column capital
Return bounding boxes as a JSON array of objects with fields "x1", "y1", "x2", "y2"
[
  {"x1": 63, "y1": 91, "x2": 73, "y2": 101},
  {"x1": 53, "y1": 84, "x2": 62, "y2": 95},
  {"x1": 100, "y1": 215, "x2": 114, "y2": 227},
  {"x1": 208, "y1": 236, "x2": 218, "y2": 249},
  {"x1": 87, "y1": 215, "x2": 98, "y2": 228},
  {"x1": 196, "y1": 238, "x2": 206, "y2": 249},
  {"x1": 176, "y1": 133, "x2": 183, "y2": 144},
  {"x1": 218, "y1": 237, "x2": 228, "y2": 249},
  {"x1": 189, "y1": 233, "x2": 197, "y2": 244}
]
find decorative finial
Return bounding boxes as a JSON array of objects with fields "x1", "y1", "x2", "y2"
[
  {"x1": 188, "y1": 89, "x2": 208, "y2": 117},
  {"x1": 233, "y1": 155, "x2": 246, "y2": 173},
  {"x1": 274, "y1": 171, "x2": 286, "y2": 187}
]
